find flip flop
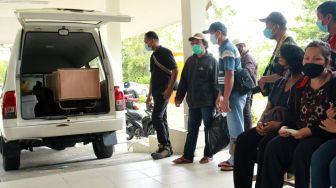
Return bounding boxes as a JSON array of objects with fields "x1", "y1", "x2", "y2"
[
  {"x1": 219, "y1": 161, "x2": 234, "y2": 171},
  {"x1": 218, "y1": 160, "x2": 229, "y2": 167}
]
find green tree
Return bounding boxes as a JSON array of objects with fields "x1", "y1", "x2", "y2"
[
  {"x1": 0, "y1": 61, "x2": 7, "y2": 85},
  {"x1": 290, "y1": 0, "x2": 327, "y2": 46},
  {"x1": 122, "y1": 35, "x2": 151, "y2": 84},
  {"x1": 122, "y1": 23, "x2": 182, "y2": 84},
  {"x1": 207, "y1": 1, "x2": 236, "y2": 24}
]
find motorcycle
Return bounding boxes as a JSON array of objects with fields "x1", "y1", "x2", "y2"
[{"x1": 125, "y1": 97, "x2": 155, "y2": 140}]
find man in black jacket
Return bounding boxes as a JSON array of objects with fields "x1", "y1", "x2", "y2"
[{"x1": 172, "y1": 33, "x2": 219, "y2": 164}]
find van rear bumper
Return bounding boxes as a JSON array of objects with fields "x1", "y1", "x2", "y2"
[{"x1": 2, "y1": 118, "x2": 124, "y2": 141}]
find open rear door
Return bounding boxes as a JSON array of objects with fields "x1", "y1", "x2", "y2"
[{"x1": 15, "y1": 8, "x2": 131, "y2": 29}]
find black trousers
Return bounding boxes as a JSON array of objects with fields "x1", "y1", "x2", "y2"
[
  {"x1": 261, "y1": 136, "x2": 326, "y2": 188},
  {"x1": 243, "y1": 94, "x2": 253, "y2": 131},
  {"x1": 234, "y1": 128, "x2": 278, "y2": 188},
  {"x1": 152, "y1": 94, "x2": 171, "y2": 147}
]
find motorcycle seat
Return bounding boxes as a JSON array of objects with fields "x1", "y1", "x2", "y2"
[{"x1": 126, "y1": 109, "x2": 143, "y2": 120}]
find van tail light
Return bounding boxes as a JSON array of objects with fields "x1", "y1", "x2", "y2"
[
  {"x1": 2, "y1": 91, "x2": 17, "y2": 119},
  {"x1": 114, "y1": 86, "x2": 125, "y2": 111}
]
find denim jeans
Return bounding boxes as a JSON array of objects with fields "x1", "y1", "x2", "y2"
[
  {"x1": 226, "y1": 91, "x2": 246, "y2": 165},
  {"x1": 183, "y1": 106, "x2": 215, "y2": 160},
  {"x1": 311, "y1": 139, "x2": 336, "y2": 188}
]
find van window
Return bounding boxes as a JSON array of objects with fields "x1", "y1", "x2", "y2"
[
  {"x1": 19, "y1": 32, "x2": 110, "y2": 118},
  {"x1": 21, "y1": 32, "x2": 103, "y2": 74}
]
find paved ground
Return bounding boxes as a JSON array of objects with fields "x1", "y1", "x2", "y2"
[{"x1": 0, "y1": 142, "x2": 154, "y2": 182}]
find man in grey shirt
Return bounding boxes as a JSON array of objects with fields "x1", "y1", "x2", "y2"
[{"x1": 233, "y1": 39, "x2": 258, "y2": 130}]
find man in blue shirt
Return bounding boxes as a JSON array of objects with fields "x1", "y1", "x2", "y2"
[{"x1": 203, "y1": 22, "x2": 247, "y2": 171}]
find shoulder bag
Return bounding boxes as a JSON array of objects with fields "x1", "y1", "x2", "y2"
[{"x1": 152, "y1": 55, "x2": 179, "y2": 90}]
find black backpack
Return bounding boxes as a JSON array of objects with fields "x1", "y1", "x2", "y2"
[{"x1": 233, "y1": 68, "x2": 256, "y2": 95}]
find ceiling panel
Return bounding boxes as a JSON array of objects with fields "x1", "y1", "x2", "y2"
[{"x1": 0, "y1": 0, "x2": 181, "y2": 44}]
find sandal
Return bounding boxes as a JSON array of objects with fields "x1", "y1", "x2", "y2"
[
  {"x1": 219, "y1": 161, "x2": 234, "y2": 171},
  {"x1": 218, "y1": 160, "x2": 228, "y2": 167},
  {"x1": 172, "y1": 156, "x2": 193, "y2": 164},
  {"x1": 199, "y1": 156, "x2": 213, "y2": 164}
]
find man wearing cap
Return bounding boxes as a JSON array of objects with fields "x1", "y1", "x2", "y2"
[
  {"x1": 256, "y1": 11, "x2": 296, "y2": 96},
  {"x1": 172, "y1": 33, "x2": 218, "y2": 164},
  {"x1": 233, "y1": 39, "x2": 258, "y2": 131},
  {"x1": 203, "y1": 22, "x2": 247, "y2": 171},
  {"x1": 144, "y1": 31, "x2": 178, "y2": 160}
]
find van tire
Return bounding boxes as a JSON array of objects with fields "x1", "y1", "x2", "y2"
[
  {"x1": 3, "y1": 155, "x2": 20, "y2": 171},
  {"x1": 92, "y1": 141, "x2": 113, "y2": 159},
  {"x1": 1, "y1": 138, "x2": 21, "y2": 171}
]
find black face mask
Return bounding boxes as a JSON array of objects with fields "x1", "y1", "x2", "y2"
[
  {"x1": 273, "y1": 63, "x2": 285, "y2": 76},
  {"x1": 303, "y1": 63, "x2": 325, "y2": 78}
]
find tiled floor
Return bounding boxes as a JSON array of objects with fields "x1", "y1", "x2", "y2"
[{"x1": 0, "y1": 154, "x2": 236, "y2": 188}]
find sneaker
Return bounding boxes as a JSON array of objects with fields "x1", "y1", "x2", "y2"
[
  {"x1": 151, "y1": 144, "x2": 164, "y2": 157},
  {"x1": 151, "y1": 145, "x2": 172, "y2": 160}
]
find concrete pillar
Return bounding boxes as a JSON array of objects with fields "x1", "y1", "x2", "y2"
[
  {"x1": 105, "y1": 0, "x2": 123, "y2": 85},
  {"x1": 180, "y1": 0, "x2": 208, "y2": 129}
]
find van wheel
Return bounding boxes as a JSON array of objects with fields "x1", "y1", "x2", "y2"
[
  {"x1": 1, "y1": 138, "x2": 20, "y2": 171},
  {"x1": 3, "y1": 155, "x2": 20, "y2": 171},
  {"x1": 92, "y1": 141, "x2": 114, "y2": 159}
]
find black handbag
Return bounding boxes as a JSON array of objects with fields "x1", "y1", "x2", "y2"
[
  {"x1": 208, "y1": 112, "x2": 230, "y2": 155},
  {"x1": 233, "y1": 68, "x2": 256, "y2": 95}
]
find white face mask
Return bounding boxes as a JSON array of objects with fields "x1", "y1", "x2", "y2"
[
  {"x1": 144, "y1": 43, "x2": 152, "y2": 51},
  {"x1": 210, "y1": 34, "x2": 218, "y2": 45}
]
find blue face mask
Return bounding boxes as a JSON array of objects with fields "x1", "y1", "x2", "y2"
[
  {"x1": 144, "y1": 43, "x2": 152, "y2": 51},
  {"x1": 316, "y1": 20, "x2": 328, "y2": 32},
  {"x1": 263, "y1": 28, "x2": 273, "y2": 39}
]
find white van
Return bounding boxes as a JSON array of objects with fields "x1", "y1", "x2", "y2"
[{"x1": 0, "y1": 8, "x2": 130, "y2": 170}]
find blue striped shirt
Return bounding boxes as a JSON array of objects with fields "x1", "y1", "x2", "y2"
[{"x1": 218, "y1": 39, "x2": 241, "y2": 87}]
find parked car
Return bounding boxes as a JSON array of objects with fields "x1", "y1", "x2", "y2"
[
  {"x1": 0, "y1": 8, "x2": 130, "y2": 170},
  {"x1": 124, "y1": 81, "x2": 148, "y2": 96}
]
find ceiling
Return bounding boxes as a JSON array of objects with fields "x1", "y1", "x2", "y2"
[{"x1": 0, "y1": 0, "x2": 181, "y2": 44}]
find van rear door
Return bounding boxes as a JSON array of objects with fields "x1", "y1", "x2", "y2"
[{"x1": 15, "y1": 8, "x2": 131, "y2": 29}]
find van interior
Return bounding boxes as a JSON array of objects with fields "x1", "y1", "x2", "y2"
[{"x1": 20, "y1": 32, "x2": 110, "y2": 119}]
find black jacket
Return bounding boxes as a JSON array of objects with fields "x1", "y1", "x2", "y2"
[{"x1": 175, "y1": 52, "x2": 219, "y2": 108}]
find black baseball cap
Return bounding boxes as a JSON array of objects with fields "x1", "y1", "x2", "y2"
[
  {"x1": 259, "y1": 12, "x2": 287, "y2": 26},
  {"x1": 202, "y1": 21, "x2": 227, "y2": 34}
]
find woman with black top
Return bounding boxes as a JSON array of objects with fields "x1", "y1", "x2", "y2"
[
  {"x1": 261, "y1": 41, "x2": 336, "y2": 188},
  {"x1": 233, "y1": 44, "x2": 304, "y2": 188}
]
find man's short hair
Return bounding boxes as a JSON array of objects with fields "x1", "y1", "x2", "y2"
[
  {"x1": 317, "y1": 1, "x2": 336, "y2": 22},
  {"x1": 145, "y1": 31, "x2": 159, "y2": 40}
]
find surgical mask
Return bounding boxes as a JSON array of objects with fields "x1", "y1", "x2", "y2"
[
  {"x1": 192, "y1": 44, "x2": 203, "y2": 55},
  {"x1": 263, "y1": 28, "x2": 273, "y2": 39},
  {"x1": 210, "y1": 34, "x2": 218, "y2": 45},
  {"x1": 145, "y1": 43, "x2": 152, "y2": 51},
  {"x1": 316, "y1": 20, "x2": 328, "y2": 32},
  {"x1": 303, "y1": 63, "x2": 325, "y2": 78},
  {"x1": 273, "y1": 63, "x2": 285, "y2": 76}
]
